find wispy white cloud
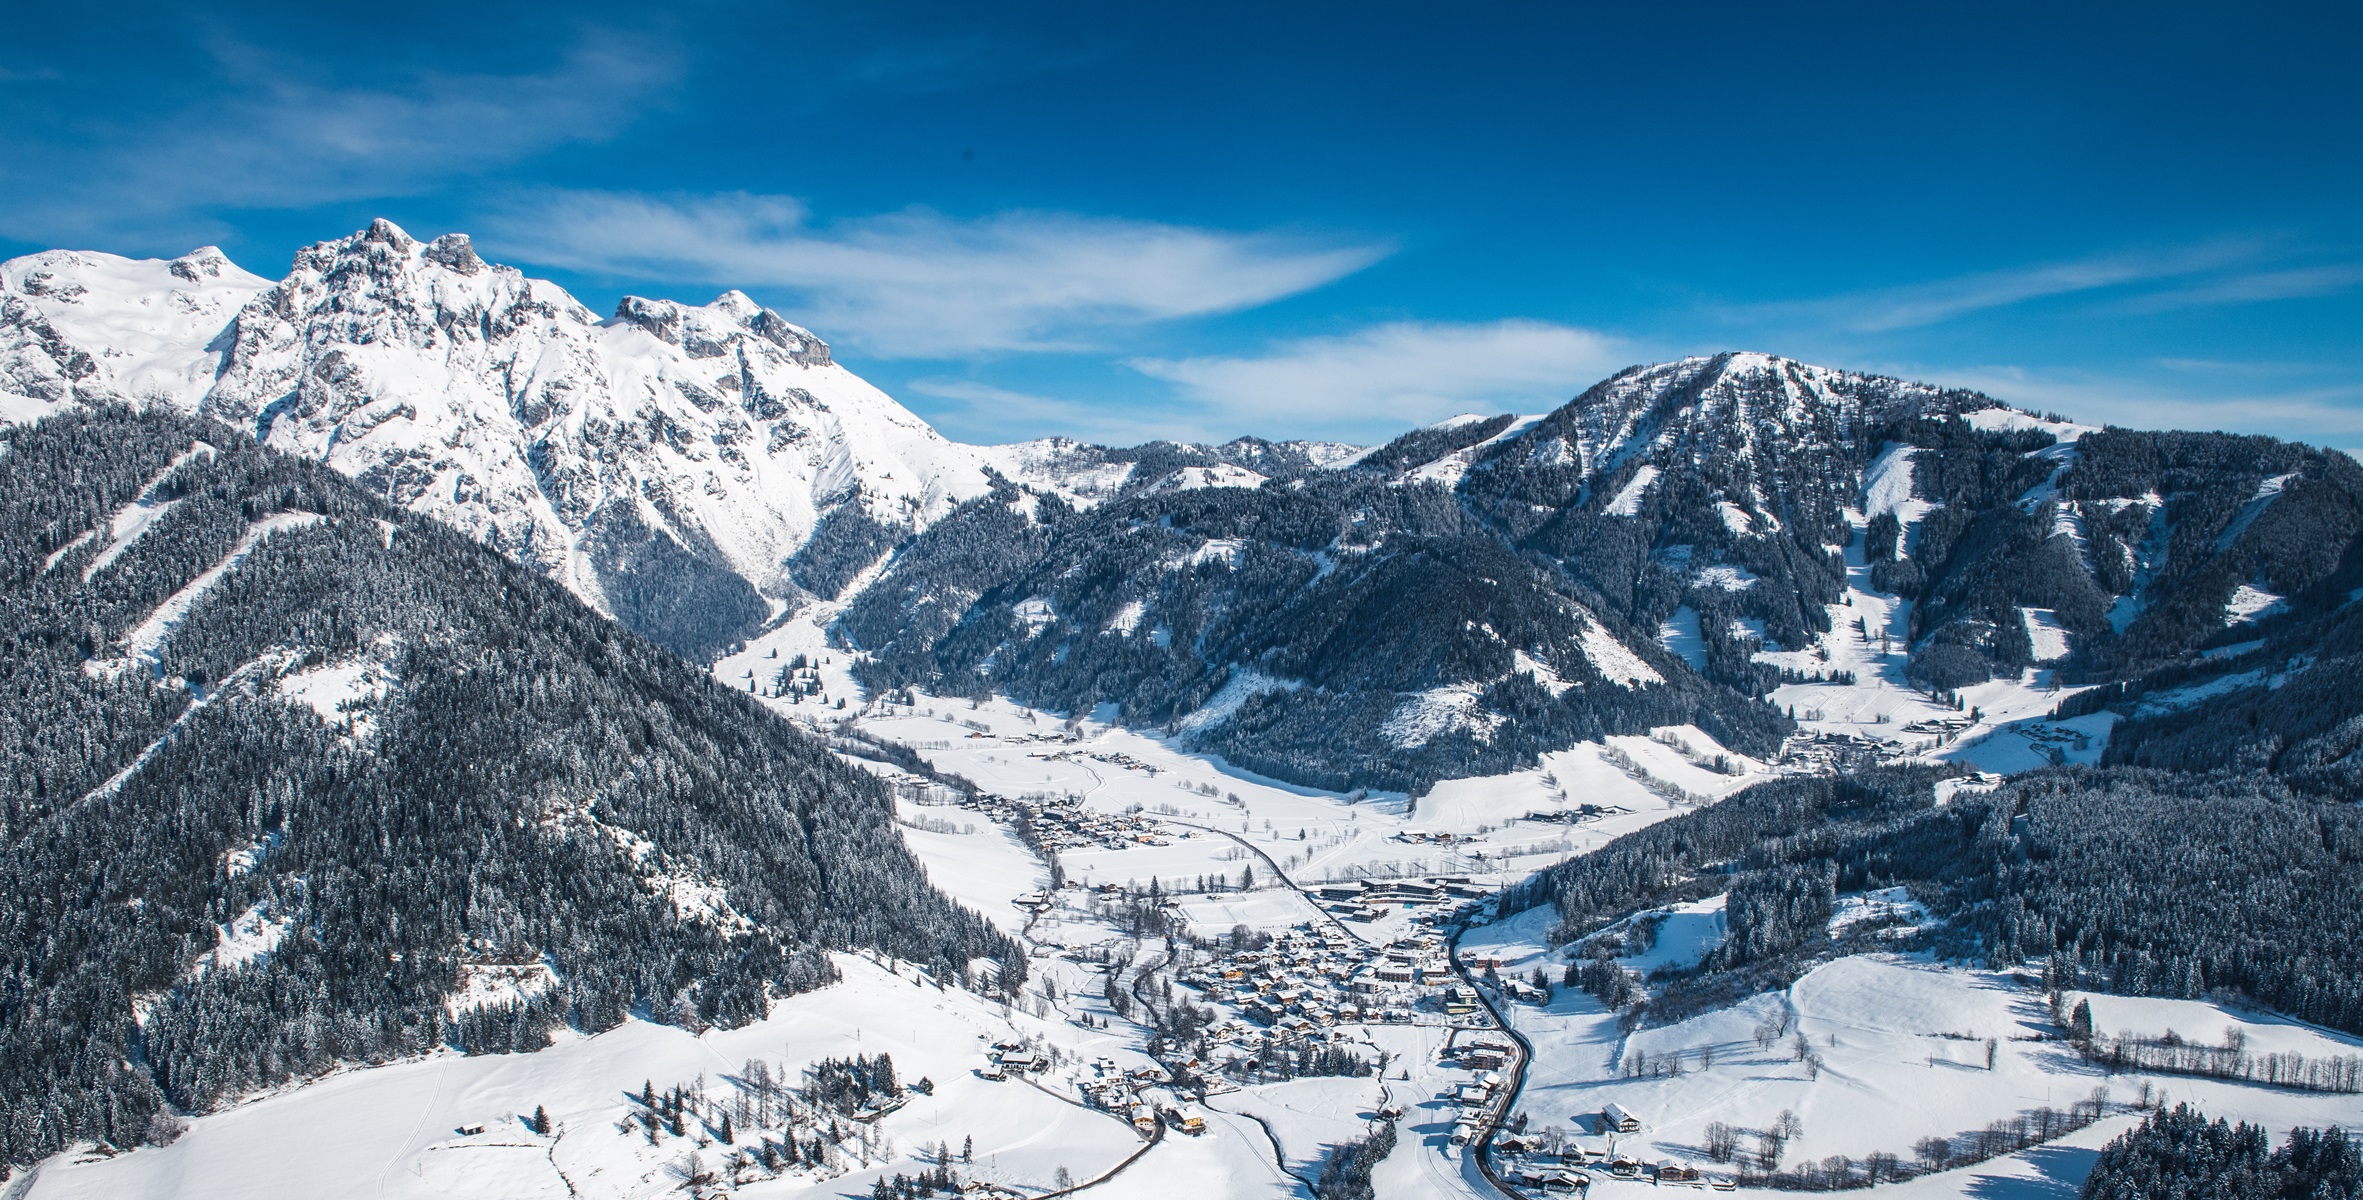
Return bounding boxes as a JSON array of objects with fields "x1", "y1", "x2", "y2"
[
  {"x1": 1129, "y1": 320, "x2": 1628, "y2": 441},
  {"x1": 1892, "y1": 361, "x2": 2363, "y2": 446},
  {"x1": 487, "y1": 190, "x2": 1388, "y2": 358},
  {"x1": 904, "y1": 377, "x2": 1194, "y2": 445},
  {"x1": 0, "y1": 34, "x2": 675, "y2": 244},
  {"x1": 2118, "y1": 262, "x2": 2363, "y2": 313},
  {"x1": 1735, "y1": 241, "x2": 2263, "y2": 332}
]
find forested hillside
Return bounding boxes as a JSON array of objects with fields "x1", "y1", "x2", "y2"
[
  {"x1": 0, "y1": 408, "x2": 1017, "y2": 1168},
  {"x1": 846, "y1": 430, "x2": 1785, "y2": 793},
  {"x1": 2099, "y1": 569, "x2": 2363, "y2": 794},
  {"x1": 2082, "y1": 1106, "x2": 2359, "y2": 1200},
  {"x1": 841, "y1": 353, "x2": 2363, "y2": 794},
  {"x1": 1460, "y1": 357, "x2": 2363, "y2": 697},
  {"x1": 1508, "y1": 766, "x2": 2363, "y2": 1036}
]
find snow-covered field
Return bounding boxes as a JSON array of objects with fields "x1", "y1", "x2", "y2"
[
  {"x1": 28, "y1": 955, "x2": 1142, "y2": 1200},
  {"x1": 1460, "y1": 904, "x2": 2362, "y2": 1193},
  {"x1": 705, "y1": 570, "x2": 2349, "y2": 1200},
  {"x1": 1756, "y1": 492, "x2": 2118, "y2": 776}
]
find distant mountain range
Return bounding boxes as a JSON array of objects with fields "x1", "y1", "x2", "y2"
[{"x1": 9, "y1": 225, "x2": 2362, "y2": 795}]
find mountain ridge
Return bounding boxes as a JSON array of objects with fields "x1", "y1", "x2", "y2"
[
  {"x1": 838, "y1": 350, "x2": 2363, "y2": 794},
  {"x1": 10, "y1": 226, "x2": 2363, "y2": 797},
  {"x1": 0, "y1": 223, "x2": 1371, "y2": 659}
]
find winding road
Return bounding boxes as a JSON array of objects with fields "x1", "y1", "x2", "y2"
[{"x1": 873, "y1": 723, "x2": 1524, "y2": 1200}]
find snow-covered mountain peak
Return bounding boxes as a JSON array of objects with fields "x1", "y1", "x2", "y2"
[
  {"x1": 1468, "y1": 352, "x2": 2015, "y2": 524},
  {"x1": 608, "y1": 292, "x2": 833, "y2": 368},
  {"x1": 1428, "y1": 412, "x2": 1495, "y2": 430},
  {"x1": 1569, "y1": 352, "x2": 1986, "y2": 456},
  {"x1": 191, "y1": 221, "x2": 1004, "y2": 653},
  {"x1": 0, "y1": 245, "x2": 271, "y2": 414},
  {"x1": 0, "y1": 222, "x2": 1007, "y2": 656}
]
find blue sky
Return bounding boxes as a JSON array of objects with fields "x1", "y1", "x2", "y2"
[{"x1": 3, "y1": 1, "x2": 2357, "y2": 448}]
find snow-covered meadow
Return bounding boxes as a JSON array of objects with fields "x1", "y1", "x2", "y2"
[
  {"x1": 29, "y1": 955, "x2": 1143, "y2": 1200},
  {"x1": 1459, "y1": 903, "x2": 2363, "y2": 1195}
]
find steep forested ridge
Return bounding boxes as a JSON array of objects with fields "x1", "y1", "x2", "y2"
[
  {"x1": 847, "y1": 445, "x2": 1785, "y2": 793},
  {"x1": 0, "y1": 408, "x2": 1016, "y2": 1167}
]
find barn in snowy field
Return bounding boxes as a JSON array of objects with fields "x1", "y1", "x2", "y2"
[{"x1": 1601, "y1": 1102, "x2": 1640, "y2": 1132}]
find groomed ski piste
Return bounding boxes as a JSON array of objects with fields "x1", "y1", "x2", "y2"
[{"x1": 30, "y1": 578, "x2": 2355, "y2": 1200}]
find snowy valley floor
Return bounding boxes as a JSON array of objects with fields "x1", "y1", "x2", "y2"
[{"x1": 28, "y1": 601, "x2": 2360, "y2": 1200}]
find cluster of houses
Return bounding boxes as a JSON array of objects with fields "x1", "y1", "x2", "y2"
[
  {"x1": 983, "y1": 1043, "x2": 1208, "y2": 1145},
  {"x1": 1899, "y1": 715, "x2": 1975, "y2": 738},
  {"x1": 975, "y1": 1040, "x2": 1045, "y2": 1082},
  {"x1": 1025, "y1": 746, "x2": 1164, "y2": 777},
  {"x1": 1520, "y1": 804, "x2": 1620, "y2": 825},
  {"x1": 1184, "y1": 1015, "x2": 1375, "y2": 1084},
  {"x1": 964, "y1": 728, "x2": 1078, "y2": 745},
  {"x1": 1488, "y1": 1104, "x2": 1736, "y2": 1194},
  {"x1": 1177, "y1": 921, "x2": 1529, "y2": 1039},
  {"x1": 2012, "y1": 721, "x2": 2093, "y2": 762},
  {"x1": 1390, "y1": 828, "x2": 1467, "y2": 845},
  {"x1": 1078, "y1": 1058, "x2": 1197, "y2": 1138},
  {"x1": 1775, "y1": 729, "x2": 1895, "y2": 772},
  {"x1": 1311, "y1": 876, "x2": 1493, "y2": 923},
  {"x1": 993, "y1": 791, "x2": 1179, "y2": 852},
  {"x1": 1443, "y1": 1035, "x2": 1513, "y2": 1147},
  {"x1": 1014, "y1": 879, "x2": 1196, "y2": 931},
  {"x1": 1499, "y1": 1152, "x2": 1720, "y2": 1193},
  {"x1": 1179, "y1": 924, "x2": 1431, "y2": 1032}
]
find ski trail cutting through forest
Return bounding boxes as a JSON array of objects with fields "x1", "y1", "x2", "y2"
[
  {"x1": 94, "y1": 512, "x2": 321, "y2": 675},
  {"x1": 70, "y1": 657, "x2": 272, "y2": 810},
  {"x1": 77, "y1": 441, "x2": 217, "y2": 581}
]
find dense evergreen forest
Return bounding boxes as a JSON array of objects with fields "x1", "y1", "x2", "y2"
[
  {"x1": 1508, "y1": 767, "x2": 2363, "y2": 1035},
  {"x1": 0, "y1": 408, "x2": 1017, "y2": 1168},
  {"x1": 2082, "y1": 1106, "x2": 2358, "y2": 1200},
  {"x1": 2102, "y1": 590, "x2": 2363, "y2": 795}
]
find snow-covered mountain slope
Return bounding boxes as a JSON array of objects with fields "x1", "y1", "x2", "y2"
[
  {"x1": 1459, "y1": 352, "x2": 2363, "y2": 689},
  {"x1": 206, "y1": 221, "x2": 1006, "y2": 656},
  {"x1": 0, "y1": 222, "x2": 1371, "y2": 660},
  {"x1": 843, "y1": 351, "x2": 2363, "y2": 795},
  {"x1": 12, "y1": 227, "x2": 2358, "y2": 778},
  {"x1": 0, "y1": 221, "x2": 1004, "y2": 657},
  {"x1": 0, "y1": 247, "x2": 270, "y2": 418},
  {"x1": 975, "y1": 433, "x2": 1366, "y2": 509},
  {"x1": 1478, "y1": 353, "x2": 1977, "y2": 503},
  {"x1": 842, "y1": 415, "x2": 1791, "y2": 794}
]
